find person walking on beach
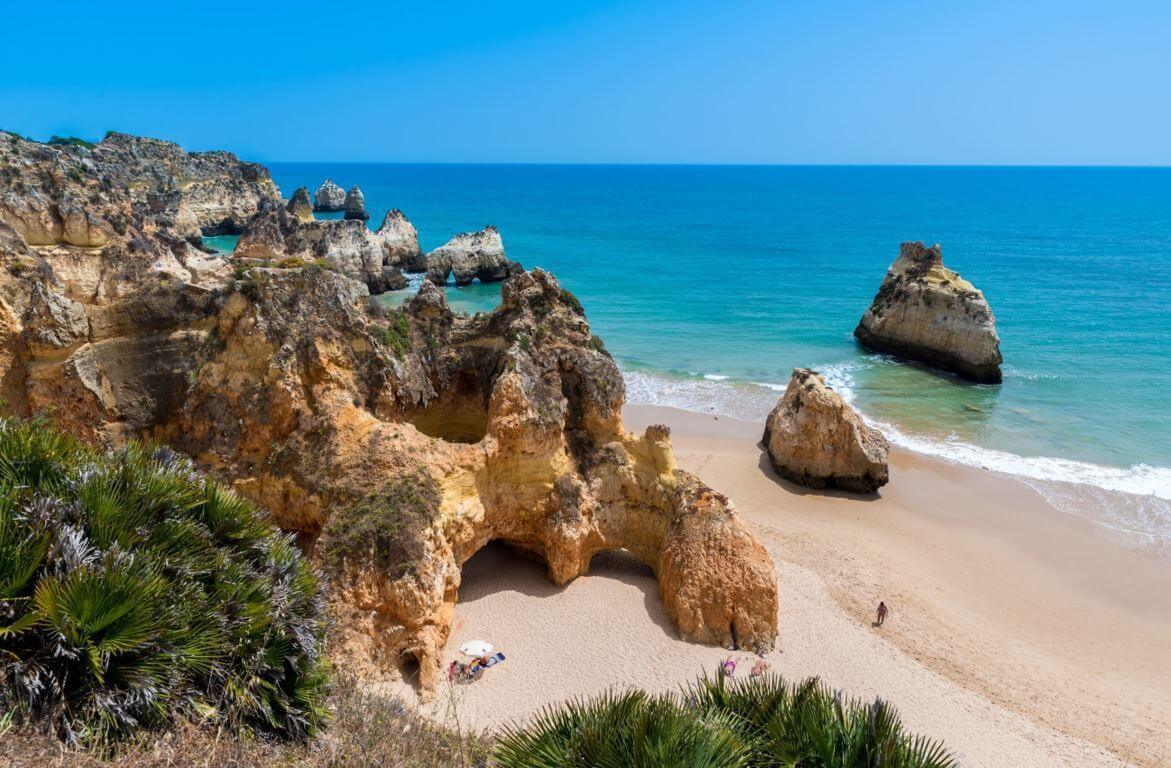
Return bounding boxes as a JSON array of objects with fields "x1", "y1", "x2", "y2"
[{"x1": 876, "y1": 601, "x2": 888, "y2": 627}]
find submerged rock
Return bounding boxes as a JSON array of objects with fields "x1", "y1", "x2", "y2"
[
  {"x1": 763, "y1": 368, "x2": 889, "y2": 494},
  {"x1": 376, "y1": 209, "x2": 424, "y2": 271},
  {"x1": 425, "y1": 225, "x2": 522, "y2": 286},
  {"x1": 855, "y1": 242, "x2": 1003, "y2": 384},
  {"x1": 313, "y1": 179, "x2": 346, "y2": 211},
  {"x1": 286, "y1": 187, "x2": 314, "y2": 222},
  {"x1": 343, "y1": 186, "x2": 369, "y2": 221}
]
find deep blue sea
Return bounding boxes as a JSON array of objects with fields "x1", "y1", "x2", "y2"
[{"x1": 226, "y1": 164, "x2": 1171, "y2": 555}]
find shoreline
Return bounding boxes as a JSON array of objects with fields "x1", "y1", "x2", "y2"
[
  {"x1": 412, "y1": 403, "x2": 1171, "y2": 768},
  {"x1": 625, "y1": 404, "x2": 1171, "y2": 767}
]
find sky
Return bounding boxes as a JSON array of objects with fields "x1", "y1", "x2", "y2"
[{"x1": 2, "y1": 0, "x2": 1169, "y2": 164}]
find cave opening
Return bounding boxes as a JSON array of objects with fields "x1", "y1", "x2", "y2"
[{"x1": 406, "y1": 368, "x2": 490, "y2": 444}]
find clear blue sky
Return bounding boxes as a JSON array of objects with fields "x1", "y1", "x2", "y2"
[{"x1": 3, "y1": 0, "x2": 1168, "y2": 164}]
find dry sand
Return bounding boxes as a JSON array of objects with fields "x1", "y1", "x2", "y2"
[{"x1": 408, "y1": 405, "x2": 1171, "y2": 767}]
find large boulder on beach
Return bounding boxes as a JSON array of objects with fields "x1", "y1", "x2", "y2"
[
  {"x1": 286, "y1": 187, "x2": 314, "y2": 222},
  {"x1": 425, "y1": 225, "x2": 522, "y2": 286},
  {"x1": 343, "y1": 185, "x2": 369, "y2": 221},
  {"x1": 376, "y1": 209, "x2": 424, "y2": 270},
  {"x1": 762, "y1": 368, "x2": 889, "y2": 494},
  {"x1": 313, "y1": 179, "x2": 346, "y2": 211},
  {"x1": 855, "y1": 242, "x2": 1002, "y2": 383}
]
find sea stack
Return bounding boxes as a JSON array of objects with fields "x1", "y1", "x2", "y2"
[
  {"x1": 425, "y1": 225, "x2": 522, "y2": 285},
  {"x1": 762, "y1": 368, "x2": 889, "y2": 494},
  {"x1": 855, "y1": 241, "x2": 1003, "y2": 383},
  {"x1": 343, "y1": 185, "x2": 369, "y2": 221},
  {"x1": 313, "y1": 179, "x2": 346, "y2": 211},
  {"x1": 376, "y1": 209, "x2": 424, "y2": 271},
  {"x1": 285, "y1": 187, "x2": 314, "y2": 222}
]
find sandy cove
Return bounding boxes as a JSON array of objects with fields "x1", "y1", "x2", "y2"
[{"x1": 401, "y1": 404, "x2": 1171, "y2": 768}]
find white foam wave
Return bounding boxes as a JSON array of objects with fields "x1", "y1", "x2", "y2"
[{"x1": 622, "y1": 367, "x2": 1171, "y2": 555}]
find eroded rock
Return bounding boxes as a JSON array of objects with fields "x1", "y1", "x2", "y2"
[
  {"x1": 376, "y1": 209, "x2": 424, "y2": 271},
  {"x1": 855, "y1": 242, "x2": 1003, "y2": 383},
  {"x1": 425, "y1": 226, "x2": 522, "y2": 286},
  {"x1": 286, "y1": 187, "x2": 315, "y2": 223},
  {"x1": 762, "y1": 368, "x2": 889, "y2": 494},
  {"x1": 343, "y1": 186, "x2": 369, "y2": 221},
  {"x1": 313, "y1": 179, "x2": 346, "y2": 212}
]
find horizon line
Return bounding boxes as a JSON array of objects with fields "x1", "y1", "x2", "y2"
[{"x1": 260, "y1": 160, "x2": 1171, "y2": 169}]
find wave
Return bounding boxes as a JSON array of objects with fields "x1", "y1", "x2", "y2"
[{"x1": 622, "y1": 367, "x2": 1171, "y2": 557}]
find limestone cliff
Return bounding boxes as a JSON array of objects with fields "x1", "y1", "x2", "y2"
[
  {"x1": 344, "y1": 185, "x2": 370, "y2": 221},
  {"x1": 855, "y1": 242, "x2": 1003, "y2": 383},
  {"x1": 425, "y1": 226, "x2": 522, "y2": 286},
  {"x1": 0, "y1": 131, "x2": 779, "y2": 696},
  {"x1": 313, "y1": 179, "x2": 346, "y2": 212},
  {"x1": 286, "y1": 186, "x2": 315, "y2": 222},
  {"x1": 763, "y1": 368, "x2": 889, "y2": 494},
  {"x1": 376, "y1": 209, "x2": 424, "y2": 271}
]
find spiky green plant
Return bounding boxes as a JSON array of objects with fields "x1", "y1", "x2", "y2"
[
  {"x1": 493, "y1": 672, "x2": 957, "y2": 768},
  {"x1": 0, "y1": 417, "x2": 328, "y2": 746}
]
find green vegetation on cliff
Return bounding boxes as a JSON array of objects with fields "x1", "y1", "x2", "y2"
[{"x1": 0, "y1": 417, "x2": 328, "y2": 746}]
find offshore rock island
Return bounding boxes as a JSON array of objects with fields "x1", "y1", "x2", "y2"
[
  {"x1": 855, "y1": 241, "x2": 1003, "y2": 383},
  {"x1": 0, "y1": 131, "x2": 778, "y2": 693}
]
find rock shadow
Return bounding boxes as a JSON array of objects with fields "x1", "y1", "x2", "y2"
[{"x1": 755, "y1": 446, "x2": 881, "y2": 503}]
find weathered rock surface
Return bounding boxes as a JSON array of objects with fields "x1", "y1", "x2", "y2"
[
  {"x1": 425, "y1": 226, "x2": 522, "y2": 286},
  {"x1": 286, "y1": 187, "x2": 314, "y2": 222},
  {"x1": 0, "y1": 132, "x2": 779, "y2": 698},
  {"x1": 234, "y1": 203, "x2": 397, "y2": 293},
  {"x1": 855, "y1": 242, "x2": 1003, "y2": 383},
  {"x1": 343, "y1": 185, "x2": 369, "y2": 221},
  {"x1": 313, "y1": 179, "x2": 346, "y2": 212},
  {"x1": 762, "y1": 369, "x2": 889, "y2": 494},
  {"x1": 376, "y1": 209, "x2": 424, "y2": 271}
]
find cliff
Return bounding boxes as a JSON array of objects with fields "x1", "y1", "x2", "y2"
[
  {"x1": 0, "y1": 131, "x2": 778, "y2": 695},
  {"x1": 855, "y1": 242, "x2": 1003, "y2": 383}
]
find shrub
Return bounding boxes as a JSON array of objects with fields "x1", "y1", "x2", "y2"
[
  {"x1": 322, "y1": 475, "x2": 441, "y2": 579},
  {"x1": 558, "y1": 288, "x2": 583, "y2": 315},
  {"x1": 46, "y1": 135, "x2": 97, "y2": 149},
  {"x1": 494, "y1": 672, "x2": 957, "y2": 768},
  {"x1": 0, "y1": 417, "x2": 328, "y2": 747},
  {"x1": 374, "y1": 311, "x2": 412, "y2": 360}
]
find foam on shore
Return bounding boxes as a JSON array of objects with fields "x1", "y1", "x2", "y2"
[{"x1": 622, "y1": 368, "x2": 1171, "y2": 558}]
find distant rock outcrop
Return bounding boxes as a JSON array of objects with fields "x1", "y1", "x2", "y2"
[
  {"x1": 286, "y1": 187, "x2": 314, "y2": 222},
  {"x1": 855, "y1": 242, "x2": 1003, "y2": 384},
  {"x1": 343, "y1": 186, "x2": 369, "y2": 221},
  {"x1": 425, "y1": 226, "x2": 522, "y2": 286},
  {"x1": 313, "y1": 179, "x2": 346, "y2": 212},
  {"x1": 763, "y1": 369, "x2": 889, "y2": 494},
  {"x1": 376, "y1": 209, "x2": 424, "y2": 271}
]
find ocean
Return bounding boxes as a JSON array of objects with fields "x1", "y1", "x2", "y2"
[{"x1": 222, "y1": 164, "x2": 1171, "y2": 556}]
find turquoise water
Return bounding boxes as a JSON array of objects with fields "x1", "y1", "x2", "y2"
[{"x1": 255, "y1": 164, "x2": 1171, "y2": 553}]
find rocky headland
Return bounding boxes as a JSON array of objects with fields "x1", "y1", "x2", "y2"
[
  {"x1": 762, "y1": 368, "x2": 889, "y2": 494},
  {"x1": 313, "y1": 178, "x2": 346, "y2": 211},
  {"x1": 0, "y1": 131, "x2": 778, "y2": 695},
  {"x1": 425, "y1": 225, "x2": 522, "y2": 286},
  {"x1": 855, "y1": 241, "x2": 1003, "y2": 383}
]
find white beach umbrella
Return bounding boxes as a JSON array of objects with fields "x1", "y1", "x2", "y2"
[{"x1": 459, "y1": 640, "x2": 493, "y2": 657}]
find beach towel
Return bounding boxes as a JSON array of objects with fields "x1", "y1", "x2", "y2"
[{"x1": 481, "y1": 652, "x2": 506, "y2": 668}]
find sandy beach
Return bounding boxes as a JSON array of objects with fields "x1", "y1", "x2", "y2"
[{"x1": 413, "y1": 404, "x2": 1171, "y2": 767}]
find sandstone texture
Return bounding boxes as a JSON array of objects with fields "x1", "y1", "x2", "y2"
[
  {"x1": 343, "y1": 185, "x2": 369, "y2": 221},
  {"x1": 425, "y1": 225, "x2": 522, "y2": 286},
  {"x1": 0, "y1": 131, "x2": 779, "y2": 695},
  {"x1": 313, "y1": 179, "x2": 346, "y2": 212},
  {"x1": 762, "y1": 368, "x2": 889, "y2": 494},
  {"x1": 855, "y1": 242, "x2": 1003, "y2": 383},
  {"x1": 286, "y1": 186, "x2": 315, "y2": 222},
  {"x1": 376, "y1": 209, "x2": 424, "y2": 271}
]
